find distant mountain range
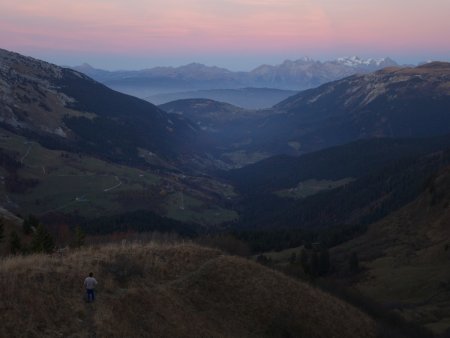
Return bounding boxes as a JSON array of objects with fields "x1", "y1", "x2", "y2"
[
  {"x1": 72, "y1": 57, "x2": 399, "y2": 107},
  {"x1": 74, "y1": 56, "x2": 398, "y2": 90}
]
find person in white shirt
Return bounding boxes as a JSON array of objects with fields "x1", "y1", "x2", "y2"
[{"x1": 84, "y1": 272, "x2": 98, "y2": 302}]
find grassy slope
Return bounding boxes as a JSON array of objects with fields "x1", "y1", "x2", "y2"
[
  {"x1": 0, "y1": 243, "x2": 376, "y2": 338},
  {"x1": 332, "y1": 167, "x2": 450, "y2": 334},
  {"x1": 0, "y1": 128, "x2": 237, "y2": 225},
  {"x1": 275, "y1": 178, "x2": 354, "y2": 199}
]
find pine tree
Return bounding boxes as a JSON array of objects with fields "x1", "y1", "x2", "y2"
[
  {"x1": 23, "y1": 215, "x2": 39, "y2": 235},
  {"x1": 9, "y1": 230, "x2": 21, "y2": 254},
  {"x1": 289, "y1": 252, "x2": 297, "y2": 265},
  {"x1": 0, "y1": 219, "x2": 4, "y2": 243},
  {"x1": 72, "y1": 226, "x2": 85, "y2": 248},
  {"x1": 31, "y1": 224, "x2": 55, "y2": 253},
  {"x1": 256, "y1": 254, "x2": 270, "y2": 265},
  {"x1": 349, "y1": 252, "x2": 359, "y2": 273},
  {"x1": 310, "y1": 250, "x2": 320, "y2": 277},
  {"x1": 300, "y1": 249, "x2": 309, "y2": 274},
  {"x1": 319, "y1": 248, "x2": 330, "y2": 276}
]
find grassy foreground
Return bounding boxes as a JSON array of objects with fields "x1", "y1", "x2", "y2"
[{"x1": 0, "y1": 242, "x2": 376, "y2": 337}]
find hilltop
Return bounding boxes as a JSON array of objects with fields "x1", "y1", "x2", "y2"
[
  {"x1": 153, "y1": 88, "x2": 297, "y2": 109},
  {"x1": 0, "y1": 243, "x2": 376, "y2": 337}
]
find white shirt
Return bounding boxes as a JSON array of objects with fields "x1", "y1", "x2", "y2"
[{"x1": 84, "y1": 276, "x2": 98, "y2": 290}]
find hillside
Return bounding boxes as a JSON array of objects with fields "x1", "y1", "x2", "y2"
[
  {"x1": 225, "y1": 135, "x2": 450, "y2": 230},
  {"x1": 240, "y1": 62, "x2": 450, "y2": 156},
  {"x1": 151, "y1": 88, "x2": 298, "y2": 109},
  {"x1": 0, "y1": 49, "x2": 243, "y2": 228},
  {"x1": 225, "y1": 136, "x2": 450, "y2": 195},
  {"x1": 0, "y1": 48, "x2": 200, "y2": 165},
  {"x1": 0, "y1": 126, "x2": 237, "y2": 227},
  {"x1": 155, "y1": 63, "x2": 450, "y2": 163},
  {"x1": 0, "y1": 243, "x2": 376, "y2": 337},
  {"x1": 332, "y1": 167, "x2": 450, "y2": 334}
]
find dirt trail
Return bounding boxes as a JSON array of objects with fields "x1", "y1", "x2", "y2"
[{"x1": 84, "y1": 302, "x2": 97, "y2": 338}]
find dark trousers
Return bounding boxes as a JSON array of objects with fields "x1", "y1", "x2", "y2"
[{"x1": 86, "y1": 289, "x2": 95, "y2": 302}]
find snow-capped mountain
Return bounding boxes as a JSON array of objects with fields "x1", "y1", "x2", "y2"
[
  {"x1": 335, "y1": 56, "x2": 397, "y2": 68},
  {"x1": 73, "y1": 56, "x2": 400, "y2": 99},
  {"x1": 246, "y1": 56, "x2": 398, "y2": 89}
]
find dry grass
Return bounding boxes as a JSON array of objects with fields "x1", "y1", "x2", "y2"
[{"x1": 0, "y1": 242, "x2": 376, "y2": 337}]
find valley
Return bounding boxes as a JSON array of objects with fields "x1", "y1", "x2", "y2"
[
  {"x1": 73, "y1": 57, "x2": 397, "y2": 108},
  {"x1": 1, "y1": 49, "x2": 450, "y2": 336},
  {"x1": 2, "y1": 0, "x2": 450, "y2": 336}
]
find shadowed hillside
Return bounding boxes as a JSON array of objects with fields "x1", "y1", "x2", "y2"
[
  {"x1": 0, "y1": 243, "x2": 376, "y2": 337},
  {"x1": 332, "y1": 167, "x2": 450, "y2": 334}
]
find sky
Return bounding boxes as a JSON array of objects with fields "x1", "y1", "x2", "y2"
[{"x1": 0, "y1": 0, "x2": 449, "y2": 70}]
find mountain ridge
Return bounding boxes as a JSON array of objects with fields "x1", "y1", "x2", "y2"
[
  {"x1": 242, "y1": 61, "x2": 450, "y2": 156},
  {"x1": 151, "y1": 87, "x2": 298, "y2": 109},
  {"x1": 71, "y1": 56, "x2": 399, "y2": 102},
  {"x1": 0, "y1": 48, "x2": 201, "y2": 165}
]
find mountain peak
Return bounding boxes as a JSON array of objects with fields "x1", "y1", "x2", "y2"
[
  {"x1": 417, "y1": 61, "x2": 450, "y2": 69},
  {"x1": 282, "y1": 57, "x2": 315, "y2": 65},
  {"x1": 336, "y1": 56, "x2": 397, "y2": 67},
  {"x1": 77, "y1": 62, "x2": 95, "y2": 70},
  {"x1": 182, "y1": 62, "x2": 208, "y2": 69}
]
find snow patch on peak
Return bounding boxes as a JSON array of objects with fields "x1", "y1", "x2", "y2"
[{"x1": 337, "y1": 56, "x2": 393, "y2": 67}]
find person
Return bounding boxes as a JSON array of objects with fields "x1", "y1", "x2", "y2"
[{"x1": 84, "y1": 272, "x2": 98, "y2": 302}]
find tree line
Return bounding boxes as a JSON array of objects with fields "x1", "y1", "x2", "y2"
[{"x1": 1, "y1": 215, "x2": 85, "y2": 255}]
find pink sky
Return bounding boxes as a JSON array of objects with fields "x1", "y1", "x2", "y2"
[{"x1": 0, "y1": 0, "x2": 449, "y2": 69}]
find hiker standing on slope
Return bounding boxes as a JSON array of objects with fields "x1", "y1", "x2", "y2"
[{"x1": 84, "y1": 272, "x2": 98, "y2": 302}]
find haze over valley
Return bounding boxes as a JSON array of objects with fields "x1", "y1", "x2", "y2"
[{"x1": 72, "y1": 56, "x2": 398, "y2": 109}]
